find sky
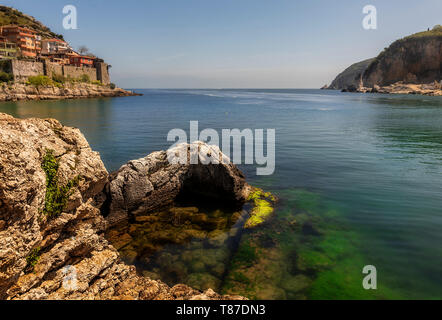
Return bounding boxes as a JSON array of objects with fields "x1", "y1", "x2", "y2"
[{"x1": 2, "y1": 0, "x2": 441, "y2": 88}]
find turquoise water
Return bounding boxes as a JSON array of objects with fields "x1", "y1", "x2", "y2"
[{"x1": 1, "y1": 89, "x2": 441, "y2": 299}]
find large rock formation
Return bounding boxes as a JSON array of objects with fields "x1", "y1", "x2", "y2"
[
  {"x1": 0, "y1": 83, "x2": 139, "y2": 102},
  {"x1": 106, "y1": 142, "x2": 251, "y2": 228},
  {"x1": 327, "y1": 58, "x2": 374, "y2": 90},
  {"x1": 326, "y1": 26, "x2": 442, "y2": 92},
  {"x1": 363, "y1": 27, "x2": 442, "y2": 87},
  {"x1": 0, "y1": 113, "x2": 244, "y2": 300}
]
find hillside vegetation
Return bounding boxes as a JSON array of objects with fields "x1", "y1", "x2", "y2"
[{"x1": 0, "y1": 5, "x2": 64, "y2": 40}]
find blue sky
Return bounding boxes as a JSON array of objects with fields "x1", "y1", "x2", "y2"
[{"x1": 3, "y1": 0, "x2": 441, "y2": 88}]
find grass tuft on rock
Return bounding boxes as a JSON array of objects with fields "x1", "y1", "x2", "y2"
[
  {"x1": 41, "y1": 149, "x2": 80, "y2": 219},
  {"x1": 25, "y1": 247, "x2": 41, "y2": 273}
]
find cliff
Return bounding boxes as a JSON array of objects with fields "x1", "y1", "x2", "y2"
[
  {"x1": 326, "y1": 25, "x2": 442, "y2": 93},
  {"x1": 362, "y1": 26, "x2": 442, "y2": 87},
  {"x1": 327, "y1": 58, "x2": 374, "y2": 90},
  {"x1": 0, "y1": 82, "x2": 140, "y2": 102},
  {"x1": 0, "y1": 113, "x2": 246, "y2": 300}
]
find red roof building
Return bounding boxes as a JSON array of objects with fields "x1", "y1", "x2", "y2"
[{"x1": 69, "y1": 55, "x2": 95, "y2": 67}]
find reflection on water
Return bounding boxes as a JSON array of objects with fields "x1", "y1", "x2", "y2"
[{"x1": 1, "y1": 90, "x2": 442, "y2": 299}]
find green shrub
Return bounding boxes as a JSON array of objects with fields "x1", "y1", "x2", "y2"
[
  {"x1": 0, "y1": 60, "x2": 12, "y2": 73},
  {"x1": 28, "y1": 75, "x2": 53, "y2": 86},
  {"x1": 41, "y1": 149, "x2": 81, "y2": 219},
  {"x1": 109, "y1": 83, "x2": 116, "y2": 89},
  {"x1": 79, "y1": 74, "x2": 90, "y2": 83},
  {"x1": 0, "y1": 71, "x2": 13, "y2": 83},
  {"x1": 91, "y1": 80, "x2": 102, "y2": 85},
  {"x1": 52, "y1": 73, "x2": 66, "y2": 84},
  {"x1": 25, "y1": 247, "x2": 41, "y2": 272}
]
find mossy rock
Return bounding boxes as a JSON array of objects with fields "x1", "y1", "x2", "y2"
[
  {"x1": 244, "y1": 188, "x2": 277, "y2": 228},
  {"x1": 186, "y1": 273, "x2": 221, "y2": 291},
  {"x1": 281, "y1": 274, "x2": 313, "y2": 294},
  {"x1": 297, "y1": 249, "x2": 334, "y2": 272},
  {"x1": 120, "y1": 247, "x2": 138, "y2": 265},
  {"x1": 207, "y1": 230, "x2": 229, "y2": 247},
  {"x1": 189, "y1": 260, "x2": 206, "y2": 273},
  {"x1": 111, "y1": 233, "x2": 133, "y2": 250},
  {"x1": 254, "y1": 283, "x2": 287, "y2": 300},
  {"x1": 142, "y1": 270, "x2": 161, "y2": 280}
]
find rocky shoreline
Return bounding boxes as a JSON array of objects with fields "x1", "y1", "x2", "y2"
[
  {"x1": 0, "y1": 82, "x2": 141, "y2": 102},
  {"x1": 343, "y1": 81, "x2": 442, "y2": 96},
  {"x1": 0, "y1": 113, "x2": 276, "y2": 300}
]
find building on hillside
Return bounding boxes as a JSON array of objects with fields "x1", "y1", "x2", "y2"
[
  {"x1": 0, "y1": 25, "x2": 41, "y2": 58},
  {"x1": 69, "y1": 55, "x2": 95, "y2": 67},
  {"x1": 41, "y1": 38, "x2": 70, "y2": 55},
  {"x1": 0, "y1": 35, "x2": 18, "y2": 58},
  {"x1": 46, "y1": 49, "x2": 79, "y2": 65}
]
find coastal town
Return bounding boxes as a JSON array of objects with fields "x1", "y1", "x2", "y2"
[
  {"x1": 0, "y1": 10, "x2": 140, "y2": 101},
  {"x1": 0, "y1": 23, "x2": 113, "y2": 87},
  {"x1": 0, "y1": 24, "x2": 98, "y2": 69}
]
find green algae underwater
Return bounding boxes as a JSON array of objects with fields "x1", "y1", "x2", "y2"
[
  {"x1": 106, "y1": 186, "x2": 403, "y2": 300},
  {"x1": 221, "y1": 188, "x2": 405, "y2": 300}
]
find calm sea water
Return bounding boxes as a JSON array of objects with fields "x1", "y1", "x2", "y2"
[{"x1": 1, "y1": 89, "x2": 441, "y2": 299}]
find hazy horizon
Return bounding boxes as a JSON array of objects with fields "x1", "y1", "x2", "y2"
[{"x1": 3, "y1": 0, "x2": 441, "y2": 88}]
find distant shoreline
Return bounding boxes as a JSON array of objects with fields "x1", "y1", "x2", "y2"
[
  {"x1": 0, "y1": 82, "x2": 142, "y2": 102},
  {"x1": 323, "y1": 81, "x2": 442, "y2": 97}
]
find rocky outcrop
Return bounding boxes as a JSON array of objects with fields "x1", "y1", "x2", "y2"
[
  {"x1": 356, "y1": 80, "x2": 442, "y2": 96},
  {"x1": 327, "y1": 58, "x2": 374, "y2": 90},
  {"x1": 326, "y1": 26, "x2": 442, "y2": 93},
  {"x1": 106, "y1": 142, "x2": 251, "y2": 228},
  {"x1": 0, "y1": 83, "x2": 140, "y2": 102},
  {"x1": 0, "y1": 113, "x2": 244, "y2": 300},
  {"x1": 363, "y1": 27, "x2": 442, "y2": 87}
]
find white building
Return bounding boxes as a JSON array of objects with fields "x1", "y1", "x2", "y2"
[{"x1": 41, "y1": 38, "x2": 70, "y2": 55}]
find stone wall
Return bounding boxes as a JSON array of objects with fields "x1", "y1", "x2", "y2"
[
  {"x1": 11, "y1": 60, "x2": 44, "y2": 82},
  {"x1": 43, "y1": 60, "x2": 63, "y2": 79},
  {"x1": 0, "y1": 58, "x2": 111, "y2": 84},
  {"x1": 95, "y1": 62, "x2": 110, "y2": 85},
  {"x1": 63, "y1": 65, "x2": 97, "y2": 82}
]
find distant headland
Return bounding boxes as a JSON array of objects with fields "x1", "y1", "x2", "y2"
[{"x1": 322, "y1": 25, "x2": 442, "y2": 96}]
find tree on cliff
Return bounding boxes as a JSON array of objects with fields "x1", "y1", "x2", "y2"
[{"x1": 78, "y1": 46, "x2": 90, "y2": 55}]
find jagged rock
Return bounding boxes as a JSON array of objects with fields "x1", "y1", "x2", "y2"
[
  {"x1": 0, "y1": 113, "x2": 245, "y2": 300},
  {"x1": 106, "y1": 141, "x2": 251, "y2": 227}
]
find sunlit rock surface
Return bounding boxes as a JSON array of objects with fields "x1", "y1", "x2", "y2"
[{"x1": 0, "y1": 113, "x2": 245, "y2": 300}]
